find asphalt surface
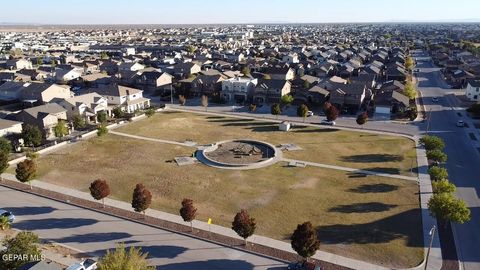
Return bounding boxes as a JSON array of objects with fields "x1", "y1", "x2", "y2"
[
  {"x1": 413, "y1": 50, "x2": 480, "y2": 270},
  {"x1": 0, "y1": 185, "x2": 287, "y2": 270}
]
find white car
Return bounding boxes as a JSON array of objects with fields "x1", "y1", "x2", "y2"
[
  {"x1": 0, "y1": 210, "x2": 15, "y2": 223},
  {"x1": 66, "y1": 259, "x2": 97, "y2": 270},
  {"x1": 320, "y1": 120, "x2": 336, "y2": 126},
  {"x1": 306, "y1": 111, "x2": 314, "y2": 117},
  {"x1": 456, "y1": 120, "x2": 465, "y2": 127}
]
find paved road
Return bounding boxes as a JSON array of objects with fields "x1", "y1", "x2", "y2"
[
  {"x1": 414, "y1": 50, "x2": 480, "y2": 270},
  {"x1": 0, "y1": 185, "x2": 287, "y2": 270}
]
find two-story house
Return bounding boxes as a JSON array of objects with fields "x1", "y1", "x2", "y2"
[
  {"x1": 12, "y1": 103, "x2": 67, "y2": 139},
  {"x1": 221, "y1": 77, "x2": 258, "y2": 103},
  {"x1": 87, "y1": 85, "x2": 150, "y2": 114},
  {"x1": 466, "y1": 80, "x2": 480, "y2": 102},
  {"x1": 20, "y1": 82, "x2": 72, "y2": 105},
  {"x1": 57, "y1": 92, "x2": 108, "y2": 124},
  {"x1": 253, "y1": 79, "x2": 292, "y2": 104},
  {"x1": 135, "y1": 71, "x2": 173, "y2": 92}
]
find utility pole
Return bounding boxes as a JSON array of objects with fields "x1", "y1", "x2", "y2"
[
  {"x1": 170, "y1": 84, "x2": 173, "y2": 104},
  {"x1": 424, "y1": 225, "x2": 436, "y2": 270}
]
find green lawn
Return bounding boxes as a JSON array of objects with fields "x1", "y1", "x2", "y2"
[
  {"x1": 29, "y1": 132, "x2": 423, "y2": 268},
  {"x1": 116, "y1": 111, "x2": 417, "y2": 176}
]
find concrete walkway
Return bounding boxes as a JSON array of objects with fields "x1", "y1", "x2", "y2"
[
  {"x1": 282, "y1": 158, "x2": 418, "y2": 181},
  {"x1": 110, "y1": 131, "x2": 197, "y2": 147}
]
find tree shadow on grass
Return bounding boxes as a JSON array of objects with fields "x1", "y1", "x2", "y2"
[
  {"x1": 155, "y1": 259, "x2": 256, "y2": 270},
  {"x1": 341, "y1": 154, "x2": 404, "y2": 163},
  {"x1": 249, "y1": 125, "x2": 279, "y2": 132},
  {"x1": 317, "y1": 209, "x2": 423, "y2": 246},
  {"x1": 349, "y1": 183, "x2": 399, "y2": 193},
  {"x1": 221, "y1": 121, "x2": 274, "y2": 128},
  {"x1": 208, "y1": 118, "x2": 255, "y2": 123},
  {"x1": 329, "y1": 202, "x2": 398, "y2": 213}
]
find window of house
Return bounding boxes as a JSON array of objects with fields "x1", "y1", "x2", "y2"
[{"x1": 474, "y1": 95, "x2": 478, "y2": 100}]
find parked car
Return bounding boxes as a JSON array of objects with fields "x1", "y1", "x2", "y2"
[
  {"x1": 288, "y1": 261, "x2": 322, "y2": 270},
  {"x1": 432, "y1": 97, "x2": 439, "y2": 102},
  {"x1": 66, "y1": 259, "x2": 97, "y2": 270},
  {"x1": 320, "y1": 120, "x2": 336, "y2": 126},
  {"x1": 307, "y1": 111, "x2": 314, "y2": 117},
  {"x1": 0, "y1": 210, "x2": 15, "y2": 223},
  {"x1": 456, "y1": 120, "x2": 465, "y2": 127}
]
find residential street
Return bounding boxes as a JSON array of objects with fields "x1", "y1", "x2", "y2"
[
  {"x1": 0, "y1": 185, "x2": 287, "y2": 270},
  {"x1": 414, "y1": 50, "x2": 480, "y2": 270}
]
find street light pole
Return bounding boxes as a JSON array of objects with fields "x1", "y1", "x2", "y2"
[
  {"x1": 170, "y1": 84, "x2": 174, "y2": 104},
  {"x1": 424, "y1": 225, "x2": 436, "y2": 270}
]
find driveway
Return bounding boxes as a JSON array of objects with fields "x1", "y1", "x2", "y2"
[{"x1": 0, "y1": 185, "x2": 287, "y2": 270}]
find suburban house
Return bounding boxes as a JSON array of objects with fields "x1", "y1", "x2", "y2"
[
  {"x1": 173, "y1": 62, "x2": 201, "y2": 78},
  {"x1": 190, "y1": 74, "x2": 226, "y2": 97},
  {"x1": 20, "y1": 82, "x2": 72, "y2": 105},
  {"x1": 6, "y1": 58, "x2": 33, "y2": 70},
  {"x1": 327, "y1": 82, "x2": 367, "y2": 112},
  {"x1": 12, "y1": 103, "x2": 67, "y2": 139},
  {"x1": 221, "y1": 77, "x2": 258, "y2": 103},
  {"x1": 374, "y1": 89, "x2": 410, "y2": 119},
  {"x1": 0, "y1": 81, "x2": 27, "y2": 102},
  {"x1": 253, "y1": 79, "x2": 292, "y2": 104},
  {"x1": 264, "y1": 67, "x2": 295, "y2": 80},
  {"x1": 465, "y1": 80, "x2": 480, "y2": 102},
  {"x1": 294, "y1": 85, "x2": 329, "y2": 105},
  {"x1": 55, "y1": 68, "x2": 83, "y2": 83},
  {"x1": 57, "y1": 92, "x2": 108, "y2": 123},
  {"x1": 87, "y1": 84, "x2": 150, "y2": 114},
  {"x1": 0, "y1": 119, "x2": 23, "y2": 137},
  {"x1": 135, "y1": 71, "x2": 173, "y2": 91},
  {"x1": 118, "y1": 62, "x2": 145, "y2": 72}
]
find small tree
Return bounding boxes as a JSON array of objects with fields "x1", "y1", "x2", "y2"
[
  {"x1": 145, "y1": 108, "x2": 155, "y2": 117},
  {"x1": 0, "y1": 216, "x2": 10, "y2": 230},
  {"x1": 249, "y1": 103, "x2": 257, "y2": 112},
  {"x1": 404, "y1": 81, "x2": 417, "y2": 100},
  {"x1": 232, "y1": 209, "x2": 256, "y2": 246},
  {"x1": 325, "y1": 105, "x2": 339, "y2": 122},
  {"x1": 428, "y1": 193, "x2": 471, "y2": 226},
  {"x1": 356, "y1": 112, "x2": 368, "y2": 127},
  {"x1": 0, "y1": 137, "x2": 12, "y2": 154},
  {"x1": 112, "y1": 107, "x2": 125, "y2": 119},
  {"x1": 97, "y1": 124, "x2": 108, "y2": 137},
  {"x1": 97, "y1": 244, "x2": 155, "y2": 270},
  {"x1": 22, "y1": 124, "x2": 43, "y2": 147},
  {"x1": 53, "y1": 120, "x2": 69, "y2": 138},
  {"x1": 179, "y1": 198, "x2": 197, "y2": 232},
  {"x1": 428, "y1": 166, "x2": 448, "y2": 181},
  {"x1": 405, "y1": 56, "x2": 415, "y2": 71},
  {"x1": 297, "y1": 104, "x2": 309, "y2": 122},
  {"x1": 271, "y1": 103, "x2": 281, "y2": 119},
  {"x1": 72, "y1": 114, "x2": 86, "y2": 130},
  {"x1": 179, "y1": 95, "x2": 186, "y2": 106},
  {"x1": 0, "y1": 151, "x2": 9, "y2": 182},
  {"x1": 241, "y1": 66, "x2": 251, "y2": 76},
  {"x1": 132, "y1": 183, "x2": 152, "y2": 218},
  {"x1": 427, "y1": 150, "x2": 448, "y2": 163},
  {"x1": 97, "y1": 111, "x2": 108, "y2": 123},
  {"x1": 420, "y1": 135, "x2": 445, "y2": 151},
  {"x1": 201, "y1": 95, "x2": 209, "y2": 111},
  {"x1": 303, "y1": 80, "x2": 311, "y2": 89},
  {"x1": 291, "y1": 221, "x2": 320, "y2": 261},
  {"x1": 15, "y1": 159, "x2": 37, "y2": 189},
  {"x1": 0, "y1": 231, "x2": 42, "y2": 270},
  {"x1": 281, "y1": 94, "x2": 294, "y2": 107},
  {"x1": 432, "y1": 179, "x2": 456, "y2": 194},
  {"x1": 90, "y1": 179, "x2": 111, "y2": 208}
]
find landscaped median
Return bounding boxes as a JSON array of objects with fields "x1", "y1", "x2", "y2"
[{"x1": 4, "y1": 110, "x2": 425, "y2": 269}]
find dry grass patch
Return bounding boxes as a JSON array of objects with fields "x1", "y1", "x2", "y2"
[{"x1": 29, "y1": 133, "x2": 423, "y2": 268}]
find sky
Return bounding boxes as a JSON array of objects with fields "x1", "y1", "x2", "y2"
[{"x1": 3, "y1": 0, "x2": 480, "y2": 24}]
